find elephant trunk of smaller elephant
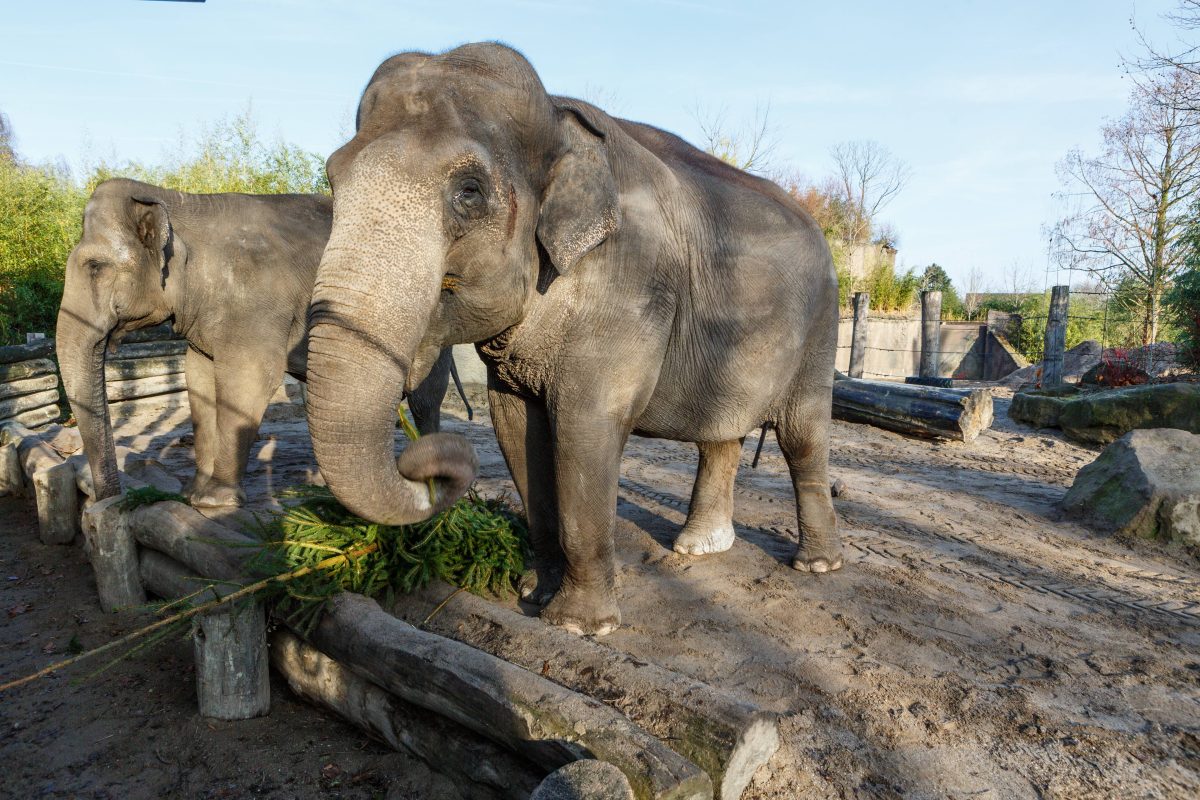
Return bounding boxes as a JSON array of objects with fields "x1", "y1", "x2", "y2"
[{"x1": 56, "y1": 313, "x2": 121, "y2": 500}]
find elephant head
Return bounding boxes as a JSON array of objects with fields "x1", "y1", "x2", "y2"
[
  {"x1": 56, "y1": 179, "x2": 178, "y2": 500},
  {"x1": 307, "y1": 43, "x2": 618, "y2": 525}
]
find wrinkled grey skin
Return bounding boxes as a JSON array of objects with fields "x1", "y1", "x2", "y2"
[
  {"x1": 307, "y1": 43, "x2": 840, "y2": 635},
  {"x1": 56, "y1": 178, "x2": 451, "y2": 508}
]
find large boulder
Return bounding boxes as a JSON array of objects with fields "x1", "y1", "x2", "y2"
[
  {"x1": 1058, "y1": 382, "x2": 1200, "y2": 444},
  {"x1": 1009, "y1": 385, "x2": 1080, "y2": 428},
  {"x1": 1001, "y1": 340, "x2": 1102, "y2": 389},
  {"x1": 1062, "y1": 429, "x2": 1200, "y2": 554}
]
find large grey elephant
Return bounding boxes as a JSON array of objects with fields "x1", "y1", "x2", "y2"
[
  {"x1": 306, "y1": 43, "x2": 841, "y2": 635},
  {"x1": 56, "y1": 178, "x2": 452, "y2": 507}
]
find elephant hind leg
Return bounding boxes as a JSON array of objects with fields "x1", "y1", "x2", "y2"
[
  {"x1": 775, "y1": 384, "x2": 842, "y2": 573},
  {"x1": 674, "y1": 439, "x2": 741, "y2": 556}
]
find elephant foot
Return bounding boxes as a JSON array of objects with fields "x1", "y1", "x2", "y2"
[
  {"x1": 189, "y1": 483, "x2": 246, "y2": 508},
  {"x1": 541, "y1": 586, "x2": 621, "y2": 637},
  {"x1": 673, "y1": 521, "x2": 735, "y2": 556},
  {"x1": 519, "y1": 561, "x2": 564, "y2": 607},
  {"x1": 792, "y1": 546, "x2": 844, "y2": 574}
]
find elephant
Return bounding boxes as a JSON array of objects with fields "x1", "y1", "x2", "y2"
[
  {"x1": 56, "y1": 178, "x2": 453, "y2": 508},
  {"x1": 305, "y1": 43, "x2": 841, "y2": 635}
]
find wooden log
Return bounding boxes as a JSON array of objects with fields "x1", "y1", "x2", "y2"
[
  {"x1": 0, "y1": 389, "x2": 60, "y2": 420},
  {"x1": 532, "y1": 760, "x2": 636, "y2": 800},
  {"x1": 270, "y1": 631, "x2": 543, "y2": 800},
  {"x1": 117, "y1": 322, "x2": 178, "y2": 343},
  {"x1": 112, "y1": 339, "x2": 188, "y2": 360},
  {"x1": 848, "y1": 292, "x2": 870, "y2": 380},
  {"x1": 32, "y1": 460, "x2": 80, "y2": 545},
  {"x1": 0, "y1": 339, "x2": 55, "y2": 364},
  {"x1": 0, "y1": 374, "x2": 60, "y2": 401},
  {"x1": 126, "y1": 501, "x2": 260, "y2": 582},
  {"x1": 83, "y1": 495, "x2": 147, "y2": 612},
  {"x1": 105, "y1": 372, "x2": 187, "y2": 401},
  {"x1": 104, "y1": 354, "x2": 186, "y2": 382},
  {"x1": 193, "y1": 599, "x2": 271, "y2": 719},
  {"x1": 919, "y1": 290, "x2": 943, "y2": 379},
  {"x1": 10, "y1": 404, "x2": 62, "y2": 429},
  {"x1": 108, "y1": 390, "x2": 190, "y2": 422},
  {"x1": 309, "y1": 593, "x2": 712, "y2": 800},
  {"x1": 0, "y1": 357, "x2": 57, "y2": 384},
  {"x1": 392, "y1": 584, "x2": 778, "y2": 800},
  {"x1": 1042, "y1": 285, "x2": 1069, "y2": 387},
  {"x1": 0, "y1": 442, "x2": 22, "y2": 497},
  {"x1": 68, "y1": 447, "x2": 140, "y2": 499},
  {"x1": 833, "y1": 377, "x2": 993, "y2": 442}
]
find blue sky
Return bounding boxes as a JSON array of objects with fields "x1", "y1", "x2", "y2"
[{"x1": 0, "y1": 0, "x2": 1183, "y2": 290}]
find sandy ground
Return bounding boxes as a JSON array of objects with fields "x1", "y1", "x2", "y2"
[{"x1": 2, "y1": 387, "x2": 1199, "y2": 799}]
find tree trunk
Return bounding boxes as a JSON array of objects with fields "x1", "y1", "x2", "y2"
[{"x1": 832, "y1": 376, "x2": 993, "y2": 442}]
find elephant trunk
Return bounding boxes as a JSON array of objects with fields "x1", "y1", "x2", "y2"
[
  {"x1": 56, "y1": 308, "x2": 121, "y2": 500},
  {"x1": 305, "y1": 186, "x2": 477, "y2": 525}
]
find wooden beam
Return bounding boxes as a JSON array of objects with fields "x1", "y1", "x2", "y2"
[
  {"x1": 833, "y1": 377, "x2": 993, "y2": 442},
  {"x1": 848, "y1": 292, "x2": 870, "y2": 379},
  {"x1": 1042, "y1": 285, "x2": 1069, "y2": 387},
  {"x1": 919, "y1": 290, "x2": 943, "y2": 379}
]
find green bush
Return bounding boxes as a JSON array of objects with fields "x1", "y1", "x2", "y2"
[
  {"x1": 1166, "y1": 268, "x2": 1200, "y2": 371},
  {"x1": 865, "y1": 262, "x2": 921, "y2": 312},
  {"x1": 0, "y1": 158, "x2": 85, "y2": 344}
]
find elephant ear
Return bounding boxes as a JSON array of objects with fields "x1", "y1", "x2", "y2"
[
  {"x1": 536, "y1": 103, "x2": 620, "y2": 275},
  {"x1": 131, "y1": 195, "x2": 173, "y2": 285}
]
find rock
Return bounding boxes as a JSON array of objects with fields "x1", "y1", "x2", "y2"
[
  {"x1": 530, "y1": 761, "x2": 636, "y2": 800},
  {"x1": 1009, "y1": 385, "x2": 1081, "y2": 428},
  {"x1": 1001, "y1": 340, "x2": 1102, "y2": 389},
  {"x1": 1058, "y1": 383, "x2": 1200, "y2": 445},
  {"x1": 1080, "y1": 360, "x2": 1150, "y2": 387},
  {"x1": 830, "y1": 478, "x2": 847, "y2": 498},
  {"x1": 1062, "y1": 429, "x2": 1200, "y2": 554}
]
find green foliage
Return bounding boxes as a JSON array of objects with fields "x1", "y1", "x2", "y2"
[
  {"x1": 920, "y1": 263, "x2": 966, "y2": 319},
  {"x1": 864, "y1": 262, "x2": 921, "y2": 312},
  {"x1": 1166, "y1": 267, "x2": 1200, "y2": 372},
  {"x1": 255, "y1": 485, "x2": 529, "y2": 634},
  {"x1": 0, "y1": 158, "x2": 86, "y2": 344},
  {"x1": 87, "y1": 107, "x2": 329, "y2": 196},
  {"x1": 118, "y1": 486, "x2": 190, "y2": 511}
]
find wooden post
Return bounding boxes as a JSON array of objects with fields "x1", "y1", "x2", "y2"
[
  {"x1": 848, "y1": 292, "x2": 870, "y2": 379},
  {"x1": 193, "y1": 600, "x2": 271, "y2": 720},
  {"x1": 919, "y1": 290, "x2": 942, "y2": 379},
  {"x1": 1042, "y1": 285, "x2": 1069, "y2": 387},
  {"x1": 0, "y1": 442, "x2": 23, "y2": 497},
  {"x1": 83, "y1": 495, "x2": 146, "y2": 612},
  {"x1": 32, "y1": 461, "x2": 79, "y2": 544}
]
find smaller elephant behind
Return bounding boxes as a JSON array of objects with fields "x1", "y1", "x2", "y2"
[{"x1": 56, "y1": 178, "x2": 452, "y2": 507}]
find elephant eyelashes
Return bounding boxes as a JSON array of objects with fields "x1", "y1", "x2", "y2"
[{"x1": 85, "y1": 259, "x2": 107, "y2": 277}]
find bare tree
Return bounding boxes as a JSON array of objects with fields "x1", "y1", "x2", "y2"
[
  {"x1": 1052, "y1": 68, "x2": 1200, "y2": 344},
  {"x1": 1132, "y1": 1, "x2": 1200, "y2": 110},
  {"x1": 829, "y1": 140, "x2": 912, "y2": 245},
  {"x1": 964, "y1": 266, "x2": 987, "y2": 319},
  {"x1": 694, "y1": 102, "x2": 777, "y2": 174}
]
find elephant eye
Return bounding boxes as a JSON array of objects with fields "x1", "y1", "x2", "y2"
[
  {"x1": 85, "y1": 259, "x2": 108, "y2": 276},
  {"x1": 452, "y1": 179, "x2": 487, "y2": 217}
]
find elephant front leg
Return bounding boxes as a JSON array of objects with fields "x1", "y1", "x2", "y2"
[
  {"x1": 489, "y1": 387, "x2": 563, "y2": 605},
  {"x1": 674, "y1": 439, "x2": 742, "y2": 556},
  {"x1": 183, "y1": 347, "x2": 217, "y2": 501},
  {"x1": 540, "y1": 413, "x2": 627, "y2": 636},
  {"x1": 189, "y1": 352, "x2": 284, "y2": 508}
]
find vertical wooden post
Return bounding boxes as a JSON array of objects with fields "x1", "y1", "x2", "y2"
[
  {"x1": 32, "y1": 461, "x2": 79, "y2": 544},
  {"x1": 919, "y1": 290, "x2": 943, "y2": 379},
  {"x1": 0, "y1": 442, "x2": 22, "y2": 497},
  {"x1": 848, "y1": 292, "x2": 870, "y2": 379},
  {"x1": 193, "y1": 600, "x2": 271, "y2": 720},
  {"x1": 83, "y1": 495, "x2": 146, "y2": 612},
  {"x1": 1042, "y1": 285, "x2": 1069, "y2": 387}
]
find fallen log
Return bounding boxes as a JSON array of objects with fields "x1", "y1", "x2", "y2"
[
  {"x1": 32, "y1": 460, "x2": 79, "y2": 545},
  {"x1": 0, "y1": 374, "x2": 60, "y2": 402},
  {"x1": 832, "y1": 376, "x2": 993, "y2": 442},
  {"x1": 532, "y1": 760, "x2": 636, "y2": 800},
  {"x1": 126, "y1": 501, "x2": 259, "y2": 582},
  {"x1": 270, "y1": 631, "x2": 543, "y2": 800},
  {"x1": 0, "y1": 358, "x2": 57, "y2": 384},
  {"x1": 117, "y1": 322, "x2": 178, "y2": 343},
  {"x1": 0, "y1": 443, "x2": 22, "y2": 497},
  {"x1": 104, "y1": 354, "x2": 186, "y2": 382},
  {"x1": 7, "y1": 404, "x2": 61, "y2": 430},
  {"x1": 0, "y1": 339, "x2": 55, "y2": 364},
  {"x1": 0, "y1": 389, "x2": 60, "y2": 420},
  {"x1": 392, "y1": 584, "x2": 778, "y2": 800},
  {"x1": 310, "y1": 594, "x2": 712, "y2": 800},
  {"x1": 106, "y1": 372, "x2": 187, "y2": 401},
  {"x1": 108, "y1": 391, "x2": 189, "y2": 422},
  {"x1": 112, "y1": 339, "x2": 188, "y2": 360}
]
